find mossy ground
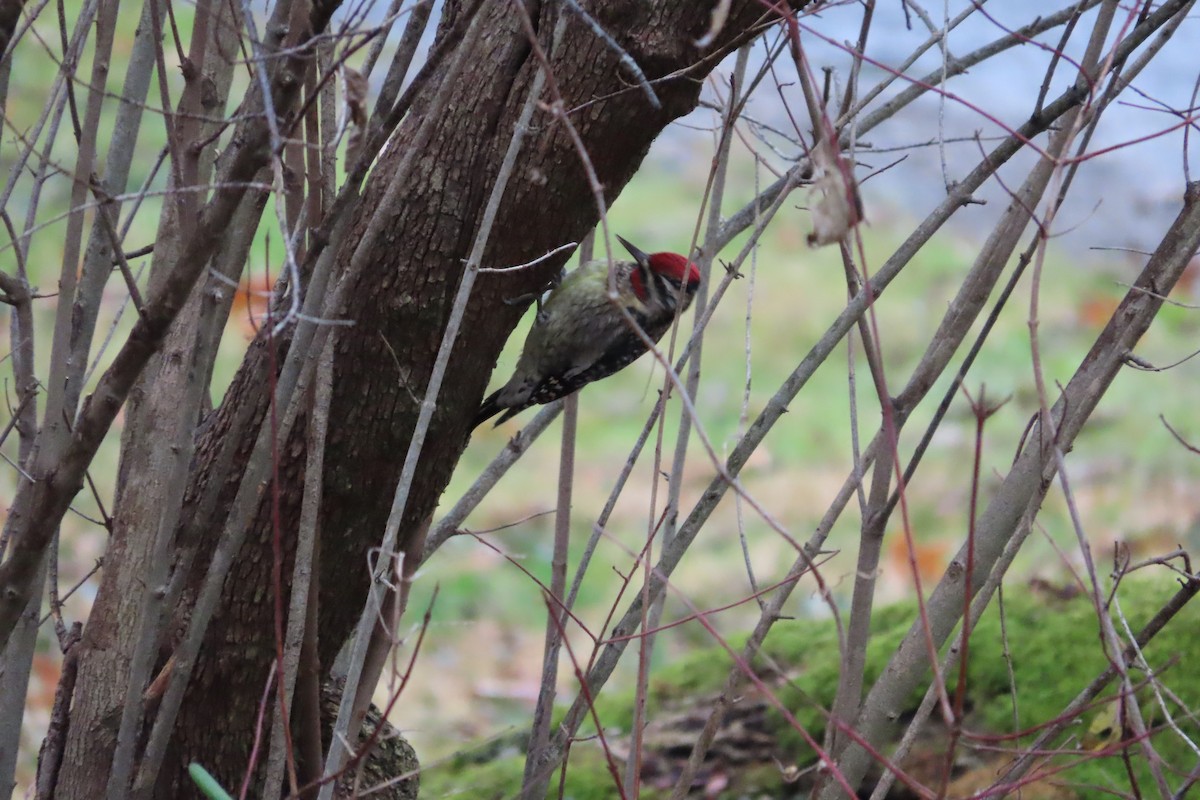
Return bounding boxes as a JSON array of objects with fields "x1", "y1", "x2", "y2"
[{"x1": 421, "y1": 576, "x2": 1200, "y2": 798}]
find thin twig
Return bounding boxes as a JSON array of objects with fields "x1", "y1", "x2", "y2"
[
  {"x1": 477, "y1": 242, "x2": 578, "y2": 273},
  {"x1": 424, "y1": 402, "x2": 564, "y2": 556},
  {"x1": 650, "y1": 45, "x2": 748, "y2": 800},
  {"x1": 521, "y1": 382, "x2": 578, "y2": 798}
]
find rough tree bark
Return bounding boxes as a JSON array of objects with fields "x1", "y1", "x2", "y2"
[{"x1": 53, "y1": 1, "x2": 802, "y2": 797}]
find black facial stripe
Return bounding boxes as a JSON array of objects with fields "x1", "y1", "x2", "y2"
[
  {"x1": 639, "y1": 261, "x2": 664, "y2": 306},
  {"x1": 651, "y1": 271, "x2": 683, "y2": 309}
]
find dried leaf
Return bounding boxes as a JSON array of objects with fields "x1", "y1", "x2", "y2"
[
  {"x1": 806, "y1": 139, "x2": 864, "y2": 248},
  {"x1": 695, "y1": 0, "x2": 732, "y2": 48},
  {"x1": 703, "y1": 770, "x2": 730, "y2": 797},
  {"x1": 342, "y1": 66, "x2": 369, "y2": 128},
  {"x1": 345, "y1": 126, "x2": 364, "y2": 171},
  {"x1": 143, "y1": 653, "x2": 176, "y2": 703},
  {"x1": 229, "y1": 274, "x2": 273, "y2": 339},
  {"x1": 1077, "y1": 291, "x2": 1120, "y2": 329},
  {"x1": 773, "y1": 756, "x2": 803, "y2": 784},
  {"x1": 885, "y1": 528, "x2": 949, "y2": 586},
  {"x1": 1081, "y1": 700, "x2": 1122, "y2": 751}
]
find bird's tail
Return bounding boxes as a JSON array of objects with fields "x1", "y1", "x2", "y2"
[
  {"x1": 473, "y1": 390, "x2": 503, "y2": 430},
  {"x1": 473, "y1": 391, "x2": 528, "y2": 430},
  {"x1": 491, "y1": 407, "x2": 521, "y2": 427}
]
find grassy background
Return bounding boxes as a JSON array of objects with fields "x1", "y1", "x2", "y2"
[
  {"x1": 401, "y1": 145, "x2": 1200, "y2": 764},
  {"x1": 4, "y1": 3, "x2": 1200, "y2": 791},
  {"x1": 420, "y1": 576, "x2": 1200, "y2": 798}
]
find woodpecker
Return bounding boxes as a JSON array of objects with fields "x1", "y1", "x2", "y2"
[{"x1": 474, "y1": 236, "x2": 701, "y2": 429}]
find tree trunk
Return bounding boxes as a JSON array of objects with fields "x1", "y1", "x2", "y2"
[{"x1": 55, "y1": 1, "x2": 797, "y2": 796}]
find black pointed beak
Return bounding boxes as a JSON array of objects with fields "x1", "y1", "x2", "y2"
[{"x1": 616, "y1": 234, "x2": 650, "y2": 267}]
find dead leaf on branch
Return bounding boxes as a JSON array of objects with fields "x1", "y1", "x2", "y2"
[
  {"x1": 342, "y1": 65, "x2": 368, "y2": 127},
  {"x1": 806, "y1": 138, "x2": 864, "y2": 248},
  {"x1": 342, "y1": 65, "x2": 369, "y2": 168},
  {"x1": 695, "y1": 0, "x2": 733, "y2": 48}
]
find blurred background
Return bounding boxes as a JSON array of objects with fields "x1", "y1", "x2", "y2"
[{"x1": 3, "y1": 0, "x2": 1199, "y2": 793}]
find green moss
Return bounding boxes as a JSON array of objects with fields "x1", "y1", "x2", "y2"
[
  {"x1": 420, "y1": 577, "x2": 1200, "y2": 797},
  {"x1": 767, "y1": 599, "x2": 921, "y2": 755},
  {"x1": 421, "y1": 745, "x2": 621, "y2": 799},
  {"x1": 759, "y1": 578, "x2": 1200, "y2": 793},
  {"x1": 420, "y1": 754, "x2": 525, "y2": 799},
  {"x1": 957, "y1": 580, "x2": 1200, "y2": 794}
]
